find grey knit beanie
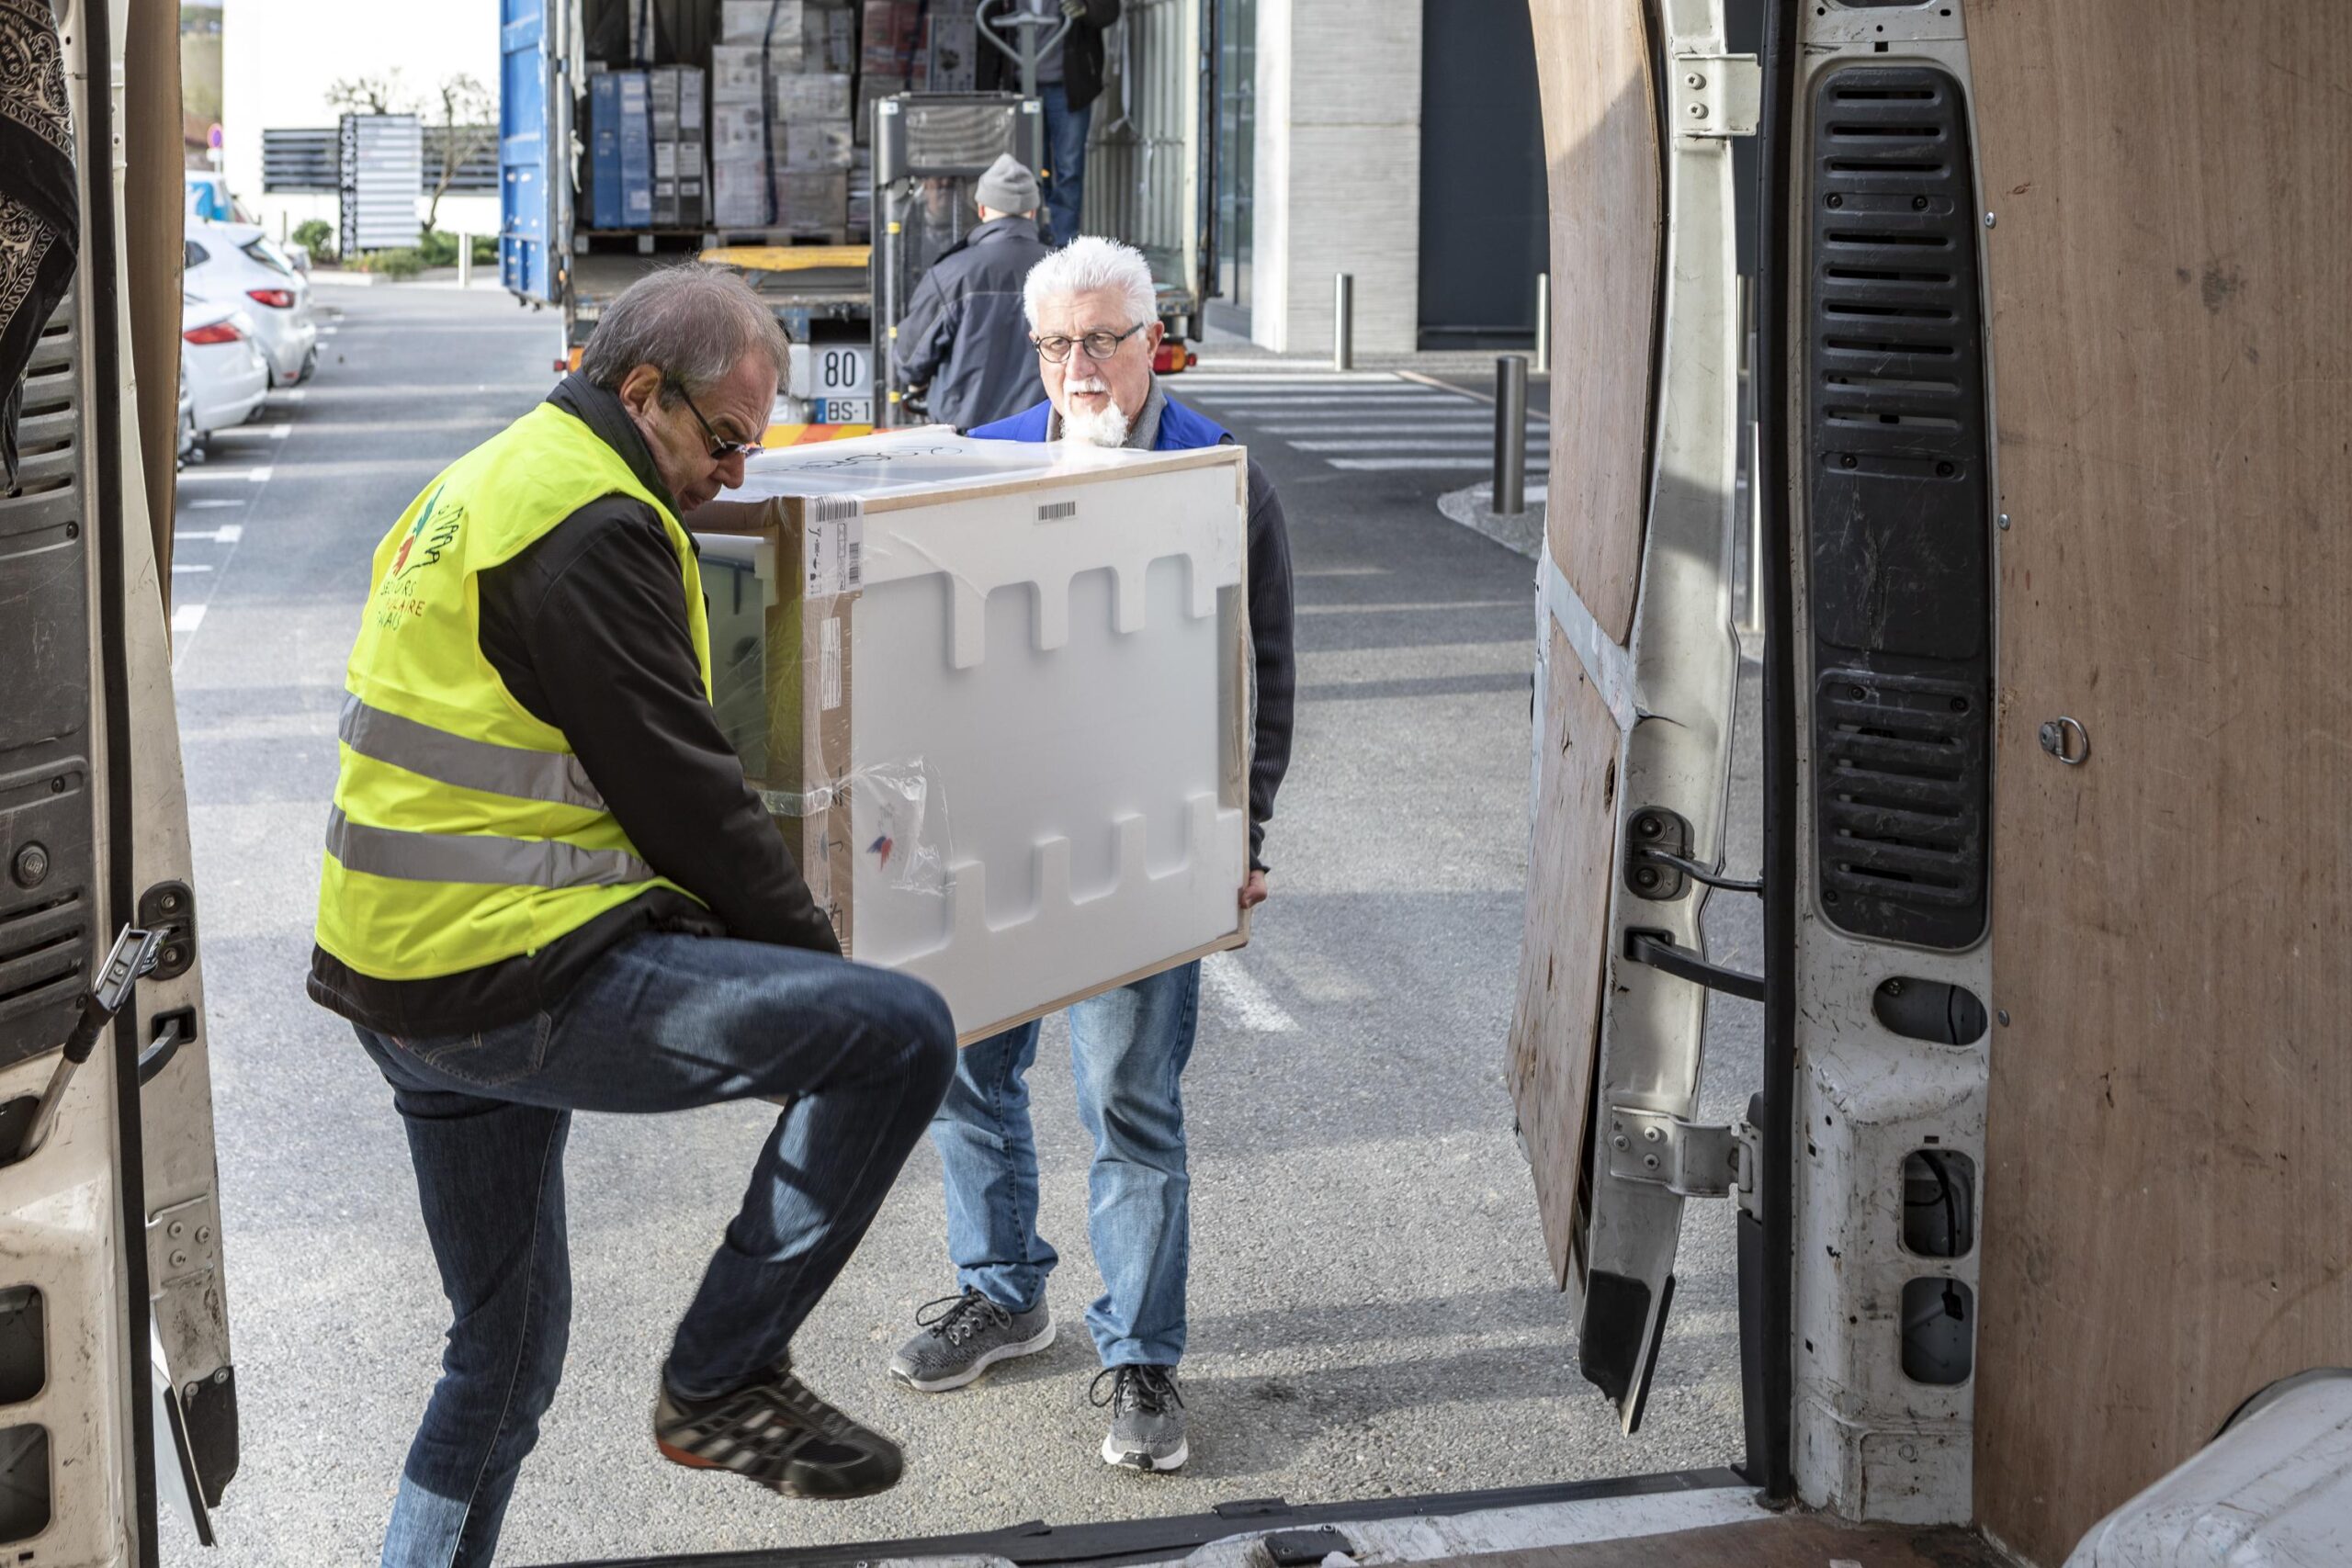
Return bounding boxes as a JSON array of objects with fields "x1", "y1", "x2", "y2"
[{"x1": 975, "y1": 153, "x2": 1041, "y2": 216}]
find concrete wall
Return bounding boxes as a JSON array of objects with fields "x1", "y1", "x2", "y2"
[
  {"x1": 1250, "y1": 0, "x2": 1422, "y2": 355},
  {"x1": 220, "y1": 0, "x2": 499, "y2": 244}
]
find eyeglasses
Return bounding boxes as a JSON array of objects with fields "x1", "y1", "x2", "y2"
[
  {"x1": 1031, "y1": 323, "x2": 1149, "y2": 364},
  {"x1": 670, "y1": 382, "x2": 764, "y2": 460}
]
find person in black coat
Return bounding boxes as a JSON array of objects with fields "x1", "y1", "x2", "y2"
[
  {"x1": 976, "y1": 0, "x2": 1122, "y2": 242},
  {"x1": 891, "y1": 155, "x2": 1056, "y2": 430}
]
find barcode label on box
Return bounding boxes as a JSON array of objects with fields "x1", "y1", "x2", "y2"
[
  {"x1": 1037, "y1": 500, "x2": 1078, "y2": 523},
  {"x1": 803, "y1": 503, "x2": 865, "y2": 599},
  {"x1": 820, "y1": 615, "x2": 843, "y2": 710}
]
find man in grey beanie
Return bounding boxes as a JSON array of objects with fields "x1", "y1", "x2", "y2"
[{"x1": 889, "y1": 154, "x2": 1057, "y2": 431}]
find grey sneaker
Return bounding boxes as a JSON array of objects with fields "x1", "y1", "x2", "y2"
[
  {"x1": 889, "y1": 1288, "x2": 1055, "y2": 1393},
  {"x1": 1092, "y1": 1364, "x2": 1187, "y2": 1472}
]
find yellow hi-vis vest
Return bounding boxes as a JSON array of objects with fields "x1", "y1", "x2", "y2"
[{"x1": 313, "y1": 401, "x2": 715, "y2": 982}]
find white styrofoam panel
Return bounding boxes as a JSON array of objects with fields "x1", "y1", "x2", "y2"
[
  {"x1": 2066, "y1": 1371, "x2": 2352, "y2": 1568},
  {"x1": 702, "y1": 434, "x2": 1250, "y2": 1038}
]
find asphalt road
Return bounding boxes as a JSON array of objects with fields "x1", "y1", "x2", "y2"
[{"x1": 164, "y1": 285, "x2": 1758, "y2": 1565}]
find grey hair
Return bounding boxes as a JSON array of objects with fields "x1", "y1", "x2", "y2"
[
  {"x1": 578, "y1": 265, "x2": 790, "y2": 402},
  {"x1": 1023, "y1": 236, "x2": 1157, "y2": 330}
]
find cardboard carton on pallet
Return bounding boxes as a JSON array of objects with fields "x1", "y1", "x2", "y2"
[{"x1": 689, "y1": 431, "x2": 1254, "y2": 1043}]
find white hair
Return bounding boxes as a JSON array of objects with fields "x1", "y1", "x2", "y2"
[{"x1": 1023, "y1": 235, "x2": 1157, "y2": 330}]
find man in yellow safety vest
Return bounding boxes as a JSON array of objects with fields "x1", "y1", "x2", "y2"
[{"x1": 308, "y1": 266, "x2": 956, "y2": 1567}]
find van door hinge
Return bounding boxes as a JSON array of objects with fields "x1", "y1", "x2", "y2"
[
  {"x1": 146, "y1": 1193, "x2": 221, "y2": 1292},
  {"x1": 1606, "y1": 1106, "x2": 1760, "y2": 1219},
  {"x1": 1672, "y1": 53, "x2": 1761, "y2": 140}
]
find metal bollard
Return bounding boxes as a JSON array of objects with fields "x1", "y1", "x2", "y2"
[
  {"x1": 1494, "y1": 354, "x2": 1529, "y2": 515},
  {"x1": 457, "y1": 231, "x2": 473, "y2": 289},
  {"x1": 1332, "y1": 273, "x2": 1355, "y2": 372},
  {"x1": 1534, "y1": 272, "x2": 1552, "y2": 376}
]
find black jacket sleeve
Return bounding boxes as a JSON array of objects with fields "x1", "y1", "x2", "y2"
[
  {"x1": 1243, "y1": 459, "x2": 1295, "y2": 871},
  {"x1": 481, "y1": 502, "x2": 842, "y2": 955},
  {"x1": 892, "y1": 266, "x2": 958, "y2": 393}
]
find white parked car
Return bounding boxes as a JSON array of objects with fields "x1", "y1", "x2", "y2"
[
  {"x1": 184, "y1": 219, "x2": 317, "y2": 388},
  {"x1": 175, "y1": 365, "x2": 196, "y2": 463},
  {"x1": 181, "y1": 295, "x2": 269, "y2": 443}
]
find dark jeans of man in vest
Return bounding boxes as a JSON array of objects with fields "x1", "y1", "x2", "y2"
[{"x1": 356, "y1": 931, "x2": 956, "y2": 1567}]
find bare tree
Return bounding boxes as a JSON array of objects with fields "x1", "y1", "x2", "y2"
[
  {"x1": 326, "y1": 73, "x2": 409, "y2": 117},
  {"x1": 424, "y1": 74, "x2": 495, "y2": 233}
]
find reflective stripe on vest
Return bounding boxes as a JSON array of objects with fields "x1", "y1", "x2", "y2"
[
  {"x1": 314, "y1": 401, "x2": 713, "y2": 984},
  {"x1": 322, "y1": 807, "x2": 656, "y2": 888},
  {"x1": 337, "y1": 694, "x2": 607, "y2": 811}
]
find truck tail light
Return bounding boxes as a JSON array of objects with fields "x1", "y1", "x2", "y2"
[{"x1": 1153, "y1": 341, "x2": 1193, "y2": 375}]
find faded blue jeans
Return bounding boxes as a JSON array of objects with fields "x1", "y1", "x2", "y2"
[
  {"x1": 1038, "y1": 83, "x2": 1092, "y2": 244},
  {"x1": 930, "y1": 961, "x2": 1200, "y2": 1368},
  {"x1": 356, "y1": 931, "x2": 956, "y2": 1568}
]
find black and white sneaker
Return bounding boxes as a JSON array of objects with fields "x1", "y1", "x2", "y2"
[
  {"x1": 889, "y1": 1287, "x2": 1056, "y2": 1392},
  {"x1": 1092, "y1": 1364, "x2": 1187, "y2": 1472},
  {"x1": 654, "y1": 1361, "x2": 903, "y2": 1498}
]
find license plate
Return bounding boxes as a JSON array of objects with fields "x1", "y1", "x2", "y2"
[
  {"x1": 812, "y1": 396, "x2": 872, "y2": 423},
  {"x1": 792, "y1": 343, "x2": 873, "y2": 399}
]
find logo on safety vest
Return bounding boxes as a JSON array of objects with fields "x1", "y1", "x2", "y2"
[{"x1": 390, "y1": 484, "x2": 465, "y2": 581}]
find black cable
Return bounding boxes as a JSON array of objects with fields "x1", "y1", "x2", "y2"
[{"x1": 1754, "y1": 0, "x2": 1802, "y2": 1508}]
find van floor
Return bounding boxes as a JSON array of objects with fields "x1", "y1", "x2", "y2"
[{"x1": 1443, "y1": 1517, "x2": 2016, "y2": 1568}]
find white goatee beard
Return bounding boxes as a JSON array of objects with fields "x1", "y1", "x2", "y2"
[{"x1": 1057, "y1": 379, "x2": 1132, "y2": 448}]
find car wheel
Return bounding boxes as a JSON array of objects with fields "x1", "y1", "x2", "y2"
[{"x1": 299, "y1": 346, "x2": 318, "y2": 384}]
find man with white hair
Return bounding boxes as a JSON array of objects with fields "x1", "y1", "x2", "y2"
[{"x1": 888, "y1": 236, "x2": 1295, "y2": 1472}]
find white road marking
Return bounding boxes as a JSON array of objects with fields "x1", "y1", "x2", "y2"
[
  {"x1": 1260, "y1": 420, "x2": 1543, "y2": 434},
  {"x1": 206, "y1": 423, "x2": 290, "y2": 440},
  {"x1": 178, "y1": 466, "x2": 273, "y2": 483},
  {"x1": 1295, "y1": 600, "x2": 1524, "y2": 615},
  {"x1": 176, "y1": 525, "x2": 244, "y2": 543},
  {"x1": 172, "y1": 563, "x2": 213, "y2": 573},
  {"x1": 186, "y1": 498, "x2": 244, "y2": 509},
  {"x1": 1331, "y1": 457, "x2": 1551, "y2": 472},
  {"x1": 1288, "y1": 438, "x2": 1536, "y2": 453},
  {"x1": 171, "y1": 604, "x2": 207, "y2": 634},
  {"x1": 1193, "y1": 393, "x2": 1473, "y2": 408},
  {"x1": 1201, "y1": 951, "x2": 1297, "y2": 1033},
  {"x1": 269, "y1": 388, "x2": 307, "y2": 402}
]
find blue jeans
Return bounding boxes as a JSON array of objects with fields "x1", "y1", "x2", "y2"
[
  {"x1": 1039, "y1": 83, "x2": 1092, "y2": 244},
  {"x1": 930, "y1": 961, "x2": 1200, "y2": 1368},
  {"x1": 356, "y1": 931, "x2": 955, "y2": 1568}
]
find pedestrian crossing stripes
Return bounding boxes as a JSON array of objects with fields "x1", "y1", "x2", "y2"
[{"x1": 1174, "y1": 375, "x2": 1544, "y2": 479}]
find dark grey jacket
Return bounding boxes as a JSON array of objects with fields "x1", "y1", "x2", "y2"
[{"x1": 891, "y1": 215, "x2": 1054, "y2": 432}]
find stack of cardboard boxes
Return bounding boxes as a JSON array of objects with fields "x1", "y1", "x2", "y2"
[
  {"x1": 649, "y1": 66, "x2": 708, "y2": 228},
  {"x1": 710, "y1": 0, "x2": 855, "y2": 234},
  {"x1": 587, "y1": 69, "x2": 653, "y2": 229}
]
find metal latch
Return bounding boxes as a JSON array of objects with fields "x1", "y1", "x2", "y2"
[
  {"x1": 1607, "y1": 1106, "x2": 1760, "y2": 1218},
  {"x1": 1672, "y1": 53, "x2": 1761, "y2": 140}
]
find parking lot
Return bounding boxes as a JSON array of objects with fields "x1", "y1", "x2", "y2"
[{"x1": 165, "y1": 283, "x2": 1757, "y2": 1564}]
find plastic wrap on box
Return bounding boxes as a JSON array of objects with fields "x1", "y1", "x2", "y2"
[
  {"x1": 781, "y1": 120, "x2": 853, "y2": 172},
  {"x1": 690, "y1": 431, "x2": 1253, "y2": 1042},
  {"x1": 773, "y1": 170, "x2": 849, "y2": 230},
  {"x1": 720, "y1": 0, "x2": 805, "y2": 42},
  {"x1": 709, "y1": 45, "x2": 771, "y2": 103},
  {"x1": 773, "y1": 70, "x2": 853, "y2": 121}
]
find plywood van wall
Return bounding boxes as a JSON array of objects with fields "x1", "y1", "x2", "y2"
[{"x1": 1970, "y1": 3, "x2": 2352, "y2": 1561}]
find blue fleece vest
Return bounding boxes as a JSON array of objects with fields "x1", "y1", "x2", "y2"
[{"x1": 968, "y1": 393, "x2": 1233, "y2": 451}]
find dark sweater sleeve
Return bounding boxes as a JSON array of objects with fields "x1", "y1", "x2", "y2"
[
  {"x1": 1243, "y1": 459, "x2": 1295, "y2": 871},
  {"x1": 892, "y1": 269, "x2": 957, "y2": 392},
  {"x1": 491, "y1": 504, "x2": 842, "y2": 955}
]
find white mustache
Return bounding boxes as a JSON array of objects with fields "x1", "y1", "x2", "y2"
[{"x1": 1065, "y1": 376, "x2": 1111, "y2": 394}]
